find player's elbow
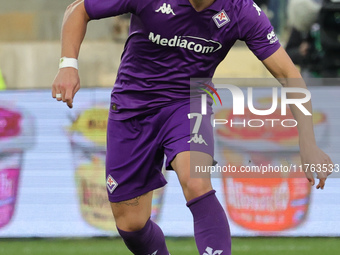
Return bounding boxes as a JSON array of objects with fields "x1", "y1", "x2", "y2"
[
  {"x1": 263, "y1": 47, "x2": 303, "y2": 84},
  {"x1": 65, "y1": 0, "x2": 90, "y2": 23}
]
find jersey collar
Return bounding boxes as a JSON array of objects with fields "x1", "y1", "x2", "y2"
[{"x1": 177, "y1": 0, "x2": 225, "y2": 12}]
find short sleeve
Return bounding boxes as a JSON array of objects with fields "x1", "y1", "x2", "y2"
[
  {"x1": 84, "y1": 0, "x2": 138, "y2": 20},
  {"x1": 237, "y1": 0, "x2": 281, "y2": 60}
]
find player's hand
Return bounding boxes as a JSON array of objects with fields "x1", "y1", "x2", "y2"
[
  {"x1": 300, "y1": 143, "x2": 333, "y2": 189},
  {"x1": 52, "y1": 68, "x2": 80, "y2": 108}
]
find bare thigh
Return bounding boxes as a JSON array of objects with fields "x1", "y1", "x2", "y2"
[{"x1": 171, "y1": 151, "x2": 213, "y2": 202}]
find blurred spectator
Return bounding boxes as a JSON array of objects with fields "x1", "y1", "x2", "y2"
[
  {"x1": 254, "y1": 0, "x2": 270, "y2": 7},
  {"x1": 255, "y1": 0, "x2": 287, "y2": 37},
  {"x1": 286, "y1": 0, "x2": 322, "y2": 78},
  {"x1": 318, "y1": 0, "x2": 340, "y2": 78},
  {"x1": 112, "y1": 14, "x2": 131, "y2": 43},
  {"x1": 254, "y1": 0, "x2": 274, "y2": 20}
]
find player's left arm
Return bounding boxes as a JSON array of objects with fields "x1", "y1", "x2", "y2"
[{"x1": 262, "y1": 47, "x2": 333, "y2": 189}]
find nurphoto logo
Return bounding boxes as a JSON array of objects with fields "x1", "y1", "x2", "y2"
[{"x1": 198, "y1": 81, "x2": 312, "y2": 128}]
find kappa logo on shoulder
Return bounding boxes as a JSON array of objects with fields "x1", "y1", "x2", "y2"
[
  {"x1": 155, "y1": 3, "x2": 176, "y2": 15},
  {"x1": 203, "y1": 247, "x2": 224, "y2": 255},
  {"x1": 253, "y1": 2, "x2": 262, "y2": 16}
]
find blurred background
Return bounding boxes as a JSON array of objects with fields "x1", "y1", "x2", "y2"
[
  {"x1": 1, "y1": 0, "x2": 339, "y2": 91},
  {"x1": 0, "y1": 1, "x2": 340, "y2": 252}
]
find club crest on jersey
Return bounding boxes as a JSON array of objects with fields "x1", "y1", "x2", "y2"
[
  {"x1": 106, "y1": 175, "x2": 118, "y2": 194},
  {"x1": 213, "y1": 10, "x2": 230, "y2": 28}
]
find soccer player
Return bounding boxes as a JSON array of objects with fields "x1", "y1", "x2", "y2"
[{"x1": 52, "y1": 0, "x2": 333, "y2": 254}]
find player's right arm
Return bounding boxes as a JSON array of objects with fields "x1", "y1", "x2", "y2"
[{"x1": 52, "y1": 0, "x2": 90, "y2": 108}]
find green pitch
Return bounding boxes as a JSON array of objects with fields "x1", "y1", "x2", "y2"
[{"x1": 0, "y1": 237, "x2": 339, "y2": 255}]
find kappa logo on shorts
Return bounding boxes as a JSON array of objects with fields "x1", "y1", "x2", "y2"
[
  {"x1": 212, "y1": 10, "x2": 230, "y2": 28},
  {"x1": 188, "y1": 133, "x2": 208, "y2": 145},
  {"x1": 203, "y1": 247, "x2": 224, "y2": 255},
  {"x1": 187, "y1": 113, "x2": 208, "y2": 146},
  {"x1": 106, "y1": 175, "x2": 118, "y2": 194}
]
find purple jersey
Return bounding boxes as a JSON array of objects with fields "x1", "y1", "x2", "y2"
[{"x1": 84, "y1": 0, "x2": 281, "y2": 120}]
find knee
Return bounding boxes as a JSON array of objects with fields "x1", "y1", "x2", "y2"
[
  {"x1": 114, "y1": 211, "x2": 148, "y2": 232},
  {"x1": 111, "y1": 204, "x2": 151, "y2": 232},
  {"x1": 181, "y1": 178, "x2": 212, "y2": 202},
  {"x1": 110, "y1": 192, "x2": 153, "y2": 232}
]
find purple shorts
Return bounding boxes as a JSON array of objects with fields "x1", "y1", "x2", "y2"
[{"x1": 105, "y1": 99, "x2": 214, "y2": 202}]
